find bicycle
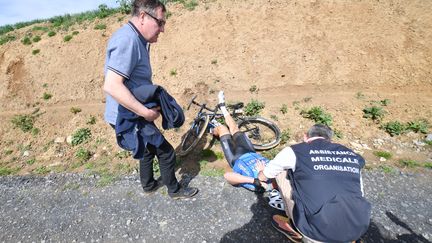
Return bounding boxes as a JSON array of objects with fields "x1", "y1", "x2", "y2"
[{"x1": 177, "y1": 95, "x2": 281, "y2": 156}]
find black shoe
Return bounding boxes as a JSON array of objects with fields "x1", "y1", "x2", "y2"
[
  {"x1": 169, "y1": 186, "x2": 198, "y2": 200},
  {"x1": 143, "y1": 180, "x2": 160, "y2": 194}
]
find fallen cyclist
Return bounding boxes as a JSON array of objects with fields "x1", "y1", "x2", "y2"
[{"x1": 210, "y1": 91, "x2": 274, "y2": 193}]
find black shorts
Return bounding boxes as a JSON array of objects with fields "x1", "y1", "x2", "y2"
[{"x1": 220, "y1": 132, "x2": 255, "y2": 167}]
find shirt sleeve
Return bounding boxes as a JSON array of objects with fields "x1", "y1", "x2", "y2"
[
  {"x1": 106, "y1": 35, "x2": 138, "y2": 79},
  {"x1": 263, "y1": 146, "x2": 296, "y2": 179}
]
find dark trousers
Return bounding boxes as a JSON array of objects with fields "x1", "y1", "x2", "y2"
[
  {"x1": 110, "y1": 124, "x2": 179, "y2": 193},
  {"x1": 140, "y1": 139, "x2": 180, "y2": 193}
]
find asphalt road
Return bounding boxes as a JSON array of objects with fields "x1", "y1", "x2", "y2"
[{"x1": 0, "y1": 170, "x2": 431, "y2": 242}]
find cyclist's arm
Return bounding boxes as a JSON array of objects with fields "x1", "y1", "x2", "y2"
[
  {"x1": 224, "y1": 172, "x2": 254, "y2": 185},
  {"x1": 258, "y1": 147, "x2": 296, "y2": 180},
  {"x1": 103, "y1": 70, "x2": 159, "y2": 122}
]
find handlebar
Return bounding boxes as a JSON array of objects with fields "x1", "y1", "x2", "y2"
[
  {"x1": 186, "y1": 95, "x2": 197, "y2": 110},
  {"x1": 186, "y1": 95, "x2": 218, "y2": 113}
]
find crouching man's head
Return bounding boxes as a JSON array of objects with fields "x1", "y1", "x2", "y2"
[{"x1": 304, "y1": 124, "x2": 333, "y2": 142}]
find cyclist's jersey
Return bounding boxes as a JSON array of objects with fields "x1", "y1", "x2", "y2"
[{"x1": 232, "y1": 152, "x2": 270, "y2": 191}]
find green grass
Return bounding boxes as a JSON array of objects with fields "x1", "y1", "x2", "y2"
[
  {"x1": 380, "y1": 99, "x2": 390, "y2": 106},
  {"x1": 201, "y1": 149, "x2": 215, "y2": 158},
  {"x1": 115, "y1": 163, "x2": 135, "y2": 174},
  {"x1": 32, "y1": 49, "x2": 40, "y2": 55},
  {"x1": 170, "y1": 69, "x2": 177, "y2": 76},
  {"x1": 4, "y1": 149, "x2": 13, "y2": 155},
  {"x1": 72, "y1": 31, "x2": 79, "y2": 35},
  {"x1": 406, "y1": 120, "x2": 429, "y2": 134},
  {"x1": 381, "y1": 121, "x2": 405, "y2": 136},
  {"x1": 280, "y1": 129, "x2": 290, "y2": 145},
  {"x1": 373, "y1": 151, "x2": 392, "y2": 160},
  {"x1": 198, "y1": 160, "x2": 224, "y2": 177},
  {"x1": 75, "y1": 147, "x2": 92, "y2": 162},
  {"x1": 261, "y1": 148, "x2": 282, "y2": 160},
  {"x1": 47, "y1": 31, "x2": 56, "y2": 37},
  {"x1": 424, "y1": 162, "x2": 432, "y2": 169},
  {"x1": 94, "y1": 24, "x2": 107, "y2": 30},
  {"x1": 32, "y1": 26, "x2": 50, "y2": 32},
  {"x1": 355, "y1": 92, "x2": 365, "y2": 99},
  {"x1": 211, "y1": 59, "x2": 217, "y2": 64},
  {"x1": 363, "y1": 106, "x2": 385, "y2": 121},
  {"x1": 200, "y1": 167, "x2": 224, "y2": 177},
  {"x1": 70, "y1": 107, "x2": 82, "y2": 114},
  {"x1": 244, "y1": 99, "x2": 265, "y2": 116},
  {"x1": 86, "y1": 115, "x2": 97, "y2": 125},
  {"x1": 0, "y1": 166, "x2": 20, "y2": 176},
  {"x1": 96, "y1": 173, "x2": 117, "y2": 187},
  {"x1": 32, "y1": 35, "x2": 41, "y2": 42},
  {"x1": 115, "y1": 150, "x2": 131, "y2": 159},
  {"x1": 280, "y1": 104, "x2": 288, "y2": 114},
  {"x1": 249, "y1": 85, "x2": 258, "y2": 93},
  {"x1": 0, "y1": 35, "x2": 16, "y2": 45},
  {"x1": 11, "y1": 114, "x2": 34, "y2": 132},
  {"x1": 398, "y1": 159, "x2": 420, "y2": 168},
  {"x1": 31, "y1": 127, "x2": 40, "y2": 136},
  {"x1": 270, "y1": 115, "x2": 278, "y2": 121},
  {"x1": 33, "y1": 165, "x2": 50, "y2": 175},
  {"x1": 21, "y1": 36, "x2": 32, "y2": 45},
  {"x1": 26, "y1": 158, "x2": 36, "y2": 165},
  {"x1": 42, "y1": 92, "x2": 52, "y2": 100},
  {"x1": 71, "y1": 128, "x2": 92, "y2": 146},
  {"x1": 300, "y1": 106, "x2": 333, "y2": 126},
  {"x1": 379, "y1": 165, "x2": 395, "y2": 174},
  {"x1": 63, "y1": 35, "x2": 73, "y2": 42}
]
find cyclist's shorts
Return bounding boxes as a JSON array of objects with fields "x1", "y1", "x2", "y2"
[{"x1": 233, "y1": 152, "x2": 270, "y2": 191}]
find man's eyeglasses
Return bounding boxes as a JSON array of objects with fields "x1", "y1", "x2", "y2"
[{"x1": 144, "y1": 11, "x2": 166, "y2": 28}]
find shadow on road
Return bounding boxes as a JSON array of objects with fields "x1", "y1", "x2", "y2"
[
  {"x1": 363, "y1": 211, "x2": 429, "y2": 243},
  {"x1": 220, "y1": 192, "x2": 287, "y2": 242}
]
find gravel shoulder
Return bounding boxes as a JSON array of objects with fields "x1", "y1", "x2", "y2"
[{"x1": 0, "y1": 170, "x2": 431, "y2": 243}]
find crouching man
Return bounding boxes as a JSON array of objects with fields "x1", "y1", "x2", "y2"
[{"x1": 258, "y1": 124, "x2": 371, "y2": 243}]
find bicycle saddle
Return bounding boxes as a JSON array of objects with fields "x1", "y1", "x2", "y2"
[{"x1": 227, "y1": 102, "x2": 244, "y2": 110}]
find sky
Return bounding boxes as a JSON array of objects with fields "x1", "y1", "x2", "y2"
[{"x1": 0, "y1": 0, "x2": 120, "y2": 26}]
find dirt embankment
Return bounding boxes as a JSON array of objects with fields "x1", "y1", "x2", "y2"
[{"x1": 0, "y1": 0, "x2": 431, "y2": 174}]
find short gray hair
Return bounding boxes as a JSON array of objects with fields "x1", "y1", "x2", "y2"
[
  {"x1": 307, "y1": 124, "x2": 333, "y2": 140},
  {"x1": 132, "y1": 0, "x2": 166, "y2": 16}
]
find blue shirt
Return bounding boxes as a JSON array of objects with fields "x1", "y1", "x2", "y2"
[
  {"x1": 233, "y1": 152, "x2": 270, "y2": 191},
  {"x1": 104, "y1": 21, "x2": 152, "y2": 125}
]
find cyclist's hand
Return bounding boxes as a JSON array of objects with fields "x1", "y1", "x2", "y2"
[
  {"x1": 255, "y1": 160, "x2": 266, "y2": 172},
  {"x1": 142, "y1": 106, "x2": 161, "y2": 121}
]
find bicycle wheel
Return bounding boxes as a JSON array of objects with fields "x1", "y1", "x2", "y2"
[
  {"x1": 237, "y1": 117, "x2": 281, "y2": 150},
  {"x1": 177, "y1": 115, "x2": 210, "y2": 156}
]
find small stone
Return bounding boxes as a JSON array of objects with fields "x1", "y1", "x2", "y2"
[
  {"x1": 380, "y1": 157, "x2": 386, "y2": 162},
  {"x1": 23, "y1": 151, "x2": 30, "y2": 157},
  {"x1": 66, "y1": 136, "x2": 73, "y2": 144},
  {"x1": 54, "y1": 137, "x2": 65, "y2": 143},
  {"x1": 426, "y1": 134, "x2": 432, "y2": 142},
  {"x1": 126, "y1": 219, "x2": 132, "y2": 226}
]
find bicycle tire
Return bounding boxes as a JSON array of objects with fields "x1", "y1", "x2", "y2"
[
  {"x1": 237, "y1": 117, "x2": 281, "y2": 150},
  {"x1": 177, "y1": 115, "x2": 210, "y2": 156}
]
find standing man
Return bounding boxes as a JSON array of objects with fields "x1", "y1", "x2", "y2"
[
  {"x1": 103, "y1": 0, "x2": 198, "y2": 199},
  {"x1": 258, "y1": 124, "x2": 371, "y2": 242}
]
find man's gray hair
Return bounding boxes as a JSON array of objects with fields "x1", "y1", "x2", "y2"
[
  {"x1": 132, "y1": 0, "x2": 166, "y2": 16},
  {"x1": 307, "y1": 124, "x2": 333, "y2": 140}
]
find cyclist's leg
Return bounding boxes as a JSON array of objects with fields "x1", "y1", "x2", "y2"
[
  {"x1": 218, "y1": 91, "x2": 239, "y2": 135},
  {"x1": 213, "y1": 126, "x2": 236, "y2": 167}
]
